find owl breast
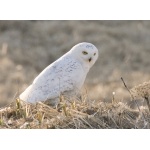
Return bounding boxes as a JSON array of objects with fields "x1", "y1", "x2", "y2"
[{"x1": 48, "y1": 56, "x2": 87, "y2": 94}]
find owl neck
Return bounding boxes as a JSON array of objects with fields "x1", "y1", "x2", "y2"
[
  {"x1": 66, "y1": 51, "x2": 90, "y2": 73},
  {"x1": 81, "y1": 62, "x2": 90, "y2": 73},
  {"x1": 79, "y1": 60, "x2": 90, "y2": 73}
]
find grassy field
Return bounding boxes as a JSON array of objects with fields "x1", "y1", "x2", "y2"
[{"x1": 0, "y1": 21, "x2": 150, "y2": 128}]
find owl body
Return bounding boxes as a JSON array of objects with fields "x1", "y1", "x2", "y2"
[{"x1": 20, "y1": 42, "x2": 99, "y2": 105}]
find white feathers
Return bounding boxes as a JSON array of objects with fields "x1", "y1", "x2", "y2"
[{"x1": 19, "y1": 42, "x2": 99, "y2": 105}]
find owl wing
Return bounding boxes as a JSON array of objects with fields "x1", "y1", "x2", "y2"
[{"x1": 19, "y1": 56, "x2": 85, "y2": 103}]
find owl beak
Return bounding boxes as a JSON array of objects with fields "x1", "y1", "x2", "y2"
[{"x1": 89, "y1": 57, "x2": 92, "y2": 62}]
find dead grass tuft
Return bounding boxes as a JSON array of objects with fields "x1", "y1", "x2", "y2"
[
  {"x1": 131, "y1": 81, "x2": 150, "y2": 112},
  {"x1": 131, "y1": 81, "x2": 150, "y2": 98}
]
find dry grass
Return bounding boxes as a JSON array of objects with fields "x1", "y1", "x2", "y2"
[
  {"x1": 131, "y1": 81, "x2": 150, "y2": 112},
  {"x1": 131, "y1": 81, "x2": 150, "y2": 99},
  {"x1": 1, "y1": 80, "x2": 150, "y2": 129},
  {"x1": 0, "y1": 88, "x2": 150, "y2": 129}
]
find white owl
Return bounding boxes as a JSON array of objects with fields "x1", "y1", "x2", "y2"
[{"x1": 19, "y1": 42, "x2": 99, "y2": 106}]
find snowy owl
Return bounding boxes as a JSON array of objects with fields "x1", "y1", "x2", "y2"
[{"x1": 19, "y1": 42, "x2": 99, "y2": 106}]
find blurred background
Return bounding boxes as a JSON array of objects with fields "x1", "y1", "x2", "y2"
[{"x1": 0, "y1": 20, "x2": 150, "y2": 107}]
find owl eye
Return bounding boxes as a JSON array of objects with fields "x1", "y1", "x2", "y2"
[
  {"x1": 94, "y1": 53, "x2": 96, "y2": 56},
  {"x1": 82, "y1": 51, "x2": 88, "y2": 55}
]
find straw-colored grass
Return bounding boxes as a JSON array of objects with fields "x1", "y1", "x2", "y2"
[{"x1": 1, "y1": 85, "x2": 150, "y2": 129}]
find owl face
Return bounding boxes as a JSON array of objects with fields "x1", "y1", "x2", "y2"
[{"x1": 70, "y1": 42, "x2": 99, "y2": 69}]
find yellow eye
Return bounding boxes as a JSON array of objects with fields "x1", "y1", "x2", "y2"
[{"x1": 82, "y1": 51, "x2": 88, "y2": 55}]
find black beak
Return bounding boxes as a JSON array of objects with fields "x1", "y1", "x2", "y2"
[{"x1": 89, "y1": 57, "x2": 92, "y2": 62}]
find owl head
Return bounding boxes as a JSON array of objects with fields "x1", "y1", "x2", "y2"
[{"x1": 69, "y1": 42, "x2": 99, "y2": 70}]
